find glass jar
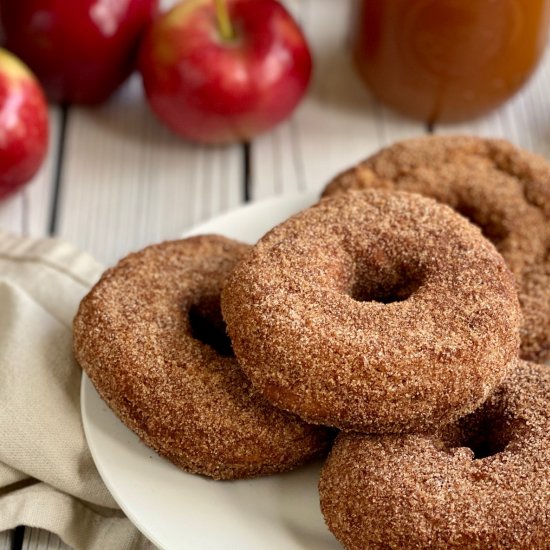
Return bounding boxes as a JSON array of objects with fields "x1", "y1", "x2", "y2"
[{"x1": 353, "y1": 0, "x2": 550, "y2": 123}]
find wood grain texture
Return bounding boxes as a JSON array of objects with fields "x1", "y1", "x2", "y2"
[
  {"x1": 0, "y1": 531, "x2": 12, "y2": 550},
  {"x1": 0, "y1": 191, "x2": 23, "y2": 235},
  {"x1": 250, "y1": 0, "x2": 426, "y2": 199},
  {"x1": 22, "y1": 529, "x2": 71, "y2": 550},
  {"x1": 55, "y1": 75, "x2": 243, "y2": 267},
  {"x1": 0, "y1": 106, "x2": 61, "y2": 236}
]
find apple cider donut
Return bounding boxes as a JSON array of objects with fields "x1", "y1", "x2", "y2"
[
  {"x1": 323, "y1": 136, "x2": 550, "y2": 362},
  {"x1": 222, "y1": 190, "x2": 521, "y2": 433},
  {"x1": 319, "y1": 361, "x2": 550, "y2": 550},
  {"x1": 73, "y1": 236, "x2": 332, "y2": 480}
]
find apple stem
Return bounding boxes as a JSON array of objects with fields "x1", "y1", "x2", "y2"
[{"x1": 214, "y1": 0, "x2": 235, "y2": 41}]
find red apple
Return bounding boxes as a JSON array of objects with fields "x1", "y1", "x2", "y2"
[
  {"x1": 0, "y1": 0, "x2": 159, "y2": 104},
  {"x1": 0, "y1": 48, "x2": 48, "y2": 200},
  {"x1": 138, "y1": 0, "x2": 312, "y2": 144}
]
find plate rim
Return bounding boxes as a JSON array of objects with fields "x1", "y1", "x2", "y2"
[{"x1": 80, "y1": 189, "x2": 325, "y2": 550}]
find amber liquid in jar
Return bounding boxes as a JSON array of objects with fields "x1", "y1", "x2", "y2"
[{"x1": 353, "y1": 0, "x2": 550, "y2": 123}]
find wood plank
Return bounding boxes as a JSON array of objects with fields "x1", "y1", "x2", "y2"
[
  {"x1": 22, "y1": 529, "x2": 70, "y2": 550},
  {"x1": 250, "y1": 0, "x2": 427, "y2": 199},
  {"x1": 25, "y1": 106, "x2": 62, "y2": 236},
  {"x1": 0, "y1": 106, "x2": 60, "y2": 237},
  {"x1": 55, "y1": 75, "x2": 243, "y2": 267},
  {"x1": 0, "y1": 531, "x2": 12, "y2": 549},
  {"x1": 0, "y1": 192, "x2": 23, "y2": 235}
]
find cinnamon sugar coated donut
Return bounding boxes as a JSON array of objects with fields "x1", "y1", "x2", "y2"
[
  {"x1": 73, "y1": 236, "x2": 332, "y2": 480},
  {"x1": 323, "y1": 135, "x2": 550, "y2": 362},
  {"x1": 319, "y1": 361, "x2": 550, "y2": 550},
  {"x1": 221, "y1": 190, "x2": 521, "y2": 433}
]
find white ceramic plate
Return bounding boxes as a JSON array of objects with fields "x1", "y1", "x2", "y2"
[{"x1": 81, "y1": 190, "x2": 340, "y2": 550}]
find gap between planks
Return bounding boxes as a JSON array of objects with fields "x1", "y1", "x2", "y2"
[
  {"x1": 251, "y1": 0, "x2": 550, "y2": 199},
  {"x1": 52, "y1": 74, "x2": 244, "y2": 267},
  {"x1": 0, "y1": 106, "x2": 62, "y2": 237}
]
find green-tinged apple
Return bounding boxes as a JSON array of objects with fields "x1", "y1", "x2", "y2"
[
  {"x1": 138, "y1": 0, "x2": 312, "y2": 144},
  {"x1": 0, "y1": 48, "x2": 48, "y2": 200}
]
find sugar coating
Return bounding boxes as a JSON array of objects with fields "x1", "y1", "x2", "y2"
[
  {"x1": 319, "y1": 361, "x2": 550, "y2": 550},
  {"x1": 323, "y1": 135, "x2": 550, "y2": 362},
  {"x1": 221, "y1": 190, "x2": 521, "y2": 433},
  {"x1": 73, "y1": 235, "x2": 332, "y2": 480}
]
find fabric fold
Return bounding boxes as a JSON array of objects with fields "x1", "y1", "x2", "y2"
[{"x1": 0, "y1": 231, "x2": 154, "y2": 549}]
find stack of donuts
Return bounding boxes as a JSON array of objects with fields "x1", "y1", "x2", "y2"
[{"x1": 74, "y1": 136, "x2": 550, "y2": 549}]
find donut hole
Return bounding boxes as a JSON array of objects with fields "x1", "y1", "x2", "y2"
[
  {"x1": 458, "y1": 425, "x2": 509, "y2": 460},
  {"x1": 189, "y1": 296, "x2": 233, "y2": 357},
  {"x1": 449, "y1": 406, "x2": 513, "y2": 460},
  {"x1": 455, "y1": 203, "x2": 509, "y2": 248},
  {"x1": 351, "y1": 277, "x2": 423, "y2": 304},
  {"x1": 350, "y1": 261, "x2": 425, "y2": 304}
]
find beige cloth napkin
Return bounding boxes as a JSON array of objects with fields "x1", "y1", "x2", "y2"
[{"x1": 0, "y1": 232, "x2": 154, "y2": 550}]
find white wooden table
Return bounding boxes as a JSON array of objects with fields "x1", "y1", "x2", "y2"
[{"x1": 1, "y1": 0, "x2": 550, "y2": 548}]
